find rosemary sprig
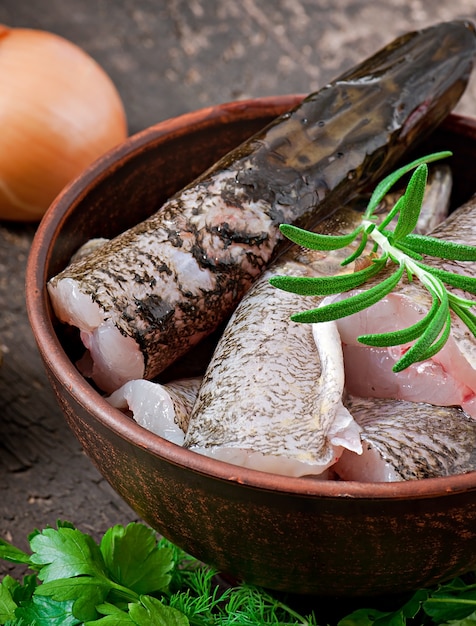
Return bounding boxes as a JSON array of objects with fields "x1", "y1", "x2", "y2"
[{"x1": 270, "y1": 151, "x2": 476, "y2": 372}]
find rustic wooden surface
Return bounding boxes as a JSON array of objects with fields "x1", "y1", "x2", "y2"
[{"x1": 1, "y1": 0, "x2": 476, "y2": 590}]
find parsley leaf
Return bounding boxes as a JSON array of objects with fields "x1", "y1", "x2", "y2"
[
  {"x1": 0, "y1": 576, "x2": 18, "y2": 623},
  {"x1": 100, "y1": 523, "x2": 173, "y2": 596},
  {"x1": 0, "y1": 540, "x2": 31, "y2": 566},
  {"x1": 15, "y1": 594, "x2": 82, "y2": 625},
  {"x1": 30, "y1": 527, "x2": 107, "y2": 583},
  {"x1": 84, "y1": 597, "x2": 188, "y2": 626},
  {"x1": 35, "y1": 577, "x2": 111, "y2": 622},
  {"x1": 129, "y1": 596, "x2": 188, "y2": 625},
  {"x1": 423, "y1": 578, "x2": 476, "y2": 622}
]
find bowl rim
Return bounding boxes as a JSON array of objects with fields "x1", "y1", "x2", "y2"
[{"x1": 26, "y1": 95, "x2": 476, "y2": 501}]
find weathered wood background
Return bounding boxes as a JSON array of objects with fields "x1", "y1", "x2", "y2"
[{"x1": 1, "y1": 0, "x2": 475, "y2": 586}]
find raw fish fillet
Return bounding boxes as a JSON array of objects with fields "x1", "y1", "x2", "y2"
[
  {"x1": 107, "y1": 377, "x2": 201, "y2": 444},
  {"x1": 184, "y1": 256, "x2": 362, "y2": 477},
  {"x1": 335, "y1": 395, "x2": 476, "y2": 481},
  {"x1": 183, "y1": 168, "x2": 456, "y2": 476},
  {"x1": 338, "y1": 198, "x2": 476, "y2": 417},
  {"x1": 183, "y1": 205, "x2": 372, "y2": 476},
  {"x1": 47, "y1": 21, "x2": 476, "y2": 393}
]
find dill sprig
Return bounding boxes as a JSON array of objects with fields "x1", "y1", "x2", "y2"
[{"x1": 269, "y1": 151, "x2": 476, "y2": 372}]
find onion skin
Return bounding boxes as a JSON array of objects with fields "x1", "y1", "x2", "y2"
[{"x1": 0, "y1": 25, "x2": 128, "y2": 221}]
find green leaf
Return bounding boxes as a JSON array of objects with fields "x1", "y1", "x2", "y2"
[
  {"x1": 35, "y1": 577, "x2": 111, "y2": 622},
  {"x1": 338, "y1": 590, "x2": 427, "y2": 626},
  {"x1": 342, "y1": 230, "x2": 369, "y2": 266},
  {"x1": 377, "y1": 194, "x2": 407, "y2": 232},
  {"x1": 358, "y1": 293, "x2": 440, "y2": 347},
  {"x1": 269, "y1": 256, "x2": 386, "y2": 296},
  {"x1": 84, "y1": 598, "x2": 189, "y2": 626},
  {"x1": 0, "y1": 539, "x2": 31, "y2": 566},
  {"x1": 100, "y1": 523, "x2": 173, "y2": 596},
  {"x1": 389, "y1": 241, "x2": 424, "y2": 262},
  {"x1": 416, "y1": 263, "x2": 476, "y2": 295},
  {"x1": 364, "y1": 151, "x2": 452, "y2": 217},
  {"x1": 338, "y1": 607, "x2": 390, "y2": 626},
  {"x1": 279, "y1": 223, "x2": 361, "y2": 250},
  {"x1": 392, "y1": 164, "x2": 428, "y2": 240},
  {"x1": 29, "y1": 526, "x2": 107, "y2": 583},
  {"x1": 392, "y1": 291, "x2": 451, "y2": 372},
  {"x1": 15, "y1": 595, "x2": 81, "y2": 625},
  {"x1": 85, "y1": 601, "x2": 135, "y2": 625},
  {"x1": 423, "y1": 579, "x2": 476, "y2": 622},
  {"x1": 0, "y1": 576, "x2": 18, "y2": 623},
  {"x1": 85, "y1": 615, "x2": 135, "y2": 626},
  {"x1": 415, "y1": 311, "x2": 452, "y2": 363},
  {"x1": 129, "y1": 596, "x2": 189, "y2": 626},
  {"x1": 401, "y1": 234, "x2": 476, "y2": 261},
  {"x1": 451, "y1": 303, "x2": 476, "y2": 336},
  {"x1": 290, "y1": 264, "x2": 405, "y2": 323},
  {"x1": 7, "y1": 574, "x2": 38, "y2": 610}
]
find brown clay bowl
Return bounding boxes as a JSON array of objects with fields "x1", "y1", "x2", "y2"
[{"x1": 26, "y1": 95, "x2": 476, "y2": 597}]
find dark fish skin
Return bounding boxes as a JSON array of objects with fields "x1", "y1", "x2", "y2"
[
  {"x1": 48, "y1": 21, "x2": 476, "y2": 386},
  {"x1": 335, "y1": 395, "x2": 476, "y2": 481}
]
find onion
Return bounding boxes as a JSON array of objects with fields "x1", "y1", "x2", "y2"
[{"x1": 0, "y1": 24, "x2": 128, "y2": 221}]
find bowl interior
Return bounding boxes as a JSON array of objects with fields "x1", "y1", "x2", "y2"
[
  {"x1": 25, "y1": 100, "x2": 476, "y2": 596},
  {"x1": 28, "y1": 101, "x2": 476, "y2": 498}
]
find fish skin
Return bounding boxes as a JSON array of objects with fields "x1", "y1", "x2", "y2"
[
  {"x1": 48, "y1": 20, "x2": 476, "y2": 391},
  {"x1": 335, "y1": 395, "x2": 476, "y2": 481},
  {"x1": 183, "y1": 247, "x2": 362, "y2": 476},
  {"x1": 182, "y1": 168, "x2": 454, "y2": 475},
  {"x1": 182, "y1": 205, "x2": 371, "y2": 475}
]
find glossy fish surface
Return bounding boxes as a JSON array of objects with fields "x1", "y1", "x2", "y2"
[
  {"x1": 107, "y1": 377, "x2": 201, "y2": 444},
  {"x1": 182, "y1": 166, "x2": 452, "y2": 475},
  {"x1": 183, "y1": 237, "x2": 363, "y2": 476},
  {"x1": 47, "y1": 20, "x2": 476, "y2": 392},
  {"x1": 335, "y1": 395, "x2": 476, "y2": 481}
]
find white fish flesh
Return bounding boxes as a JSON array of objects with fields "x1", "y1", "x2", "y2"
[
  {"x1": 182, "y1": 164, "x2": 453, "y2": 475},
  {"x1": 183, "y1": 205, "x2": 373, "y2": 475},
  {"x1": 107, "y1": 377, "x2": 201, "y2": 444},
  {"x1": 184, "y1": 251, "x2": 362, "y2": 477},
  {"x1": 337, "y1": 198, "x2": 476, "y2": 417},
  {"x1": 47, "y1": 21, "x2": 476, "y2": 393},
  {"x1": 335, "y1": 395, "x2": 476, "y2": 481}
]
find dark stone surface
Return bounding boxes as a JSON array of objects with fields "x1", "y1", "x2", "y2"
[{"x1": 0, "y1": 0, "x2": 475, "y2": 590}]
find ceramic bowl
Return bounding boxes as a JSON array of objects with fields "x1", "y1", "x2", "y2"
[{"x1": 26, "y1": 96, "x2": 476, "y2": 597}]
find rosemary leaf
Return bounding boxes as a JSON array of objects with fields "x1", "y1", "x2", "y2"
[
  {"x1": 341, "y1": 231, "x2": 369, "y2": 266},
  {"x1": 402, "y1": 234, "x2": 476, "y2": 261},
  {"x1": 364, "y1": 151, "x2": 452, "y2": 218},
  {"x1": 392, "y1": 164, "x2": 428, "y2": 240},
  {"x1": 290, "y1": 264, "x2": 405, "y2": 323},
  {"x1": 390, "y1": 240, "x2": 424, "y2": 261},
  {"x1": 450, "y1": 303, "x2": 476, "y2": 336},
  {"x1": 358, "y1": 295, "x2": 440, "y2": 347},
  {"x1": 377, "y1": 194, "x2": 406, "y2": 231},
  {"x1": 274, "y1": 150, "x2": 475, "y2": 371},
  {"x1": 416, "y1": 311, "x2": 452, "y2": 363},
  {"x1": 416, "y1": 263, "x2": 476, "y2": 295},
  {"x1": 279, "y1": 223, "x2": 361, "y2": 251},
  {"x1": 392, "y1": 288, "x2": 450, "y2": 372},
  {"x1": 269, "y1": 256, "x2": 386, "y2": 296}
]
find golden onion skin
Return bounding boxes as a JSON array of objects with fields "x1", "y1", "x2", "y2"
[{"x1": 0, "y1": 25, "x2": 127, "y2": 221}]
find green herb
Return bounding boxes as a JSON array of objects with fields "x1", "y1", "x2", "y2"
[
  {"x1": 269, "y1": 151, "x2": 476, "y2": 372},
  {"x1": 1, "y1": 521, "x2": 476, "y2": 625}
]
